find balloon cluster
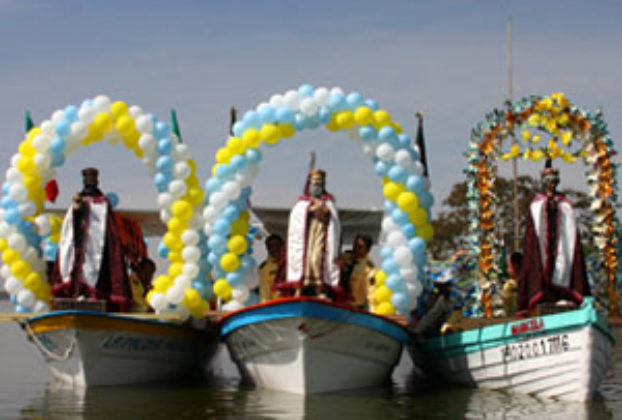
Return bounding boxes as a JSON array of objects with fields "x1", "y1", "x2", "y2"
[
  {"x1": 0, "y1": 95, "x2": 209, "y2": 317},
  {"x1": 203, "y1": 84, "x2": 435, "y2": 315},
  {"x1": 465, "y1": 92, "x2": 620, "y2": 314}
]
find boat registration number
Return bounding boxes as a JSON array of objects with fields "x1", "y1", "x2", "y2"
[{"x1": 501, "y1": 334, "x2": 569, "y2": 363}]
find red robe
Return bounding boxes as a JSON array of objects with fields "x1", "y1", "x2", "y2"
[
  {"x1": 518, "y1": 193, "x2": 590, "y2": 313},
  {"x1": 50, "y1": 188, "x2": 131, "y2": 312}
]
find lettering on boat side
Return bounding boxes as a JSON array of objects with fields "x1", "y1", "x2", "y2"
[
  {"x1": 501, "y1": 334, "x2": 570, "y2": 363},
  {"x1": 510, "y1": 318, "x2": 544, "y2": 336},
  {"x1": 101, "y1": 335, "x2": 190, "y2": 352}
]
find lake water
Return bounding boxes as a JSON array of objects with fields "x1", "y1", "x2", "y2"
[{"x1": 1, "y1": 299, "x2": 621, "y2": 420}]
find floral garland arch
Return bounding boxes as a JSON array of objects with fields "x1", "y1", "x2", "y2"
[
  {"x1": 465, "y1": 92, "x2": 620, "y2": 316},
  {"x1": 0, "y1": 96, "x2": 211, "y2": 318},
  {"x1": 195, "y1": 84, "x2": 436, "y2": 315}
]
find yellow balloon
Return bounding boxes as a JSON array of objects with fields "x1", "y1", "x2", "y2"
[
  {"x1": 23, "y1": 175, "x2": 41, "y2": 192},
  {"x1": 26, "y1": 127, "x2": 41, "y2": 141},
  {"x1": 231, "y1": 219, "x2": 249, "y2": 236},
  {"x1": 410, "y1": 208, "x2": 428, "y2": 227},
  {"x1": 167, "y1": 251, "x2": 183, "y2": 263},
  {"x1": 260, "y1": 124, "x2": 280, "y2": 145},
  {"x1": 94, "y1": 112, "x2": 113, "y2": 133},
  {"x1": 18, "y1": 141, "x2": 36, "y2": 157},
  {"x1": 335, "y1": 111, "x2": 355, "y2": 130},
  {"x1": 110, "y1": 101, "x2": 129, "y2": 118},
  {"x1": 375, "y1": 270, "x2": 387, "y2": 287},
  {"x1": 397, "y1": 192, "x2": 418, "y2": 213},
  {"x1": 279, "y1": 124, "x2": 296, "y2": 138},
  {"x1": 115, "y1": 115, "x2": 135, "y2": 135},
  {"x1": 374, "y1": 285, "x2": 392, "y2": 303},
  {"x1": 186, "y1": 187, "x2": 204, "y2": 206},
  {"x1": 383, "y1": 182, "x2": 403, "y2": 201},
  {"x1": 376, "y1": 302, "x2": 396, "y2": 316},
  {"x1": 0, "y1": 238, "x2": 7, "y2": 252},
  {"x1": 354, "y1": 107, "x2": 373, "y2": 126},
  {"x1": 240, "y1": 210, "x2": 250, "y2": 221},
  {"x1": 242, "y1": 128, "x2": 261, "y2": 148},
  {"x1": 215, "y1": 147, "x2": 232, "y2": 164},
  {"x1": 227, "y1": 137, "x2": 245, "y2": 155},
  {"x1": 168, "y1": 262, "x2": 183, "y2": 279},
  {"x1": 2, "y1": 249, "x2": 19, "y2": 265},
  {"x1": 325, "y1": 119, "x2": 339, "y2": 132},
  {"x1": 17, "y1": 157, "x2": 36, "y2": 174},
  {"x1": 374, "y1": 110, "x2": 391, "y2": 126},
  {"x1": 167, "y1": 218, "x2": 187, "y2": 235},
  {"x1": 163, "y1": 232, "x2": 183, "y2": 251},
  {"x1": 228, "y1": 235, "x2": 247, "y2": 255},
  {"x1": 10, "y1": 260, "x2": 30, "y2": 279},
  {"x1": 23, "y1": 272, "x2": 41, "y2": 290},
  {"x1": 171, "y1": 200, "x2": 193, "y2": 221},
  {"x1": 182, "y1": 288, "x2": 201, "y2": 310},
  {"x1": 213, "y1": 278, "x2": 231, "y2": 297},
  {"x1": 152, "y1": 274, "x2": 173, "y2": 292},
  {"x1": 220, "y1": 253, "x2": 240, "y2": 272},
  {"x1": 418, "y1": 223, "x2": 434, "y2": 242}
]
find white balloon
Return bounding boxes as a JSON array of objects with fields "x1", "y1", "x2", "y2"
[
  {"x1": 0, "y1": 222, "x2": 16, "y2": 238},
  {"x1": 209, "y1": 192, "x2": 227, "y2": 211},
  {"x1": 394, "y1": 246, "x2": 413, "y2": 266},
  {"x1": 222, "y1": 300, "x2": 244, "y2": 312},
  {"x1": 189, "y1": 214, "x2": 204, "y2": 230},
  {"x1": 313, "y1": 87, "x2": 330, "y2": 105},
  {"x1": 1, "y1": 265, "x2": 11, "y2": 279},
  {"x1": 181, "y1": 230, "x2": 199, "y2": 246},
  {"x1": 300, "y1": 97, "x2": 318, "y2": 116},
  {"x1": 21, "y1": 247, "x2": 38, "y2": 265},
  {"x1": 381, "y1": 216, "x2": 397, "y2": 233},
  {"x1": 203, "y1": 223, "x2": 213, "y2": 237},
  {"x1": 362, "y1": 144, "x2": 377, "y2": 158},
  {"x1": 136, "y1": 115, "x2": 154, "y2": 133},
  {"x1": 168, "y1": 180, "x2": 187, "y2": 198},
  {"x1": 203, "y1": 205, "x2": 218, "y2": 222},
  {"x1": 18, "y1": 201, "x2": 36, "y2": 218},
  {"x1": 32, "y1": 135, "x2": 51, "y2": 152},
  {"x1": 182, "y1": 262, "x2": 199, "y2": 278},
  {"x1": 157, "y1": 193, "x2": 175, "y2": 209},
  {"x1": 6, "y1": 168, "x2": 22, "y2": 183},
  {"x1": 174, "y1": 274, "x2": 191, "y2": 289},
  {"x1": 129, "y1": 105, "x2": 143, "y2": 119},
  {"x1": 10, "y1": 154, "x2": 20, "y2": 167},
  {"x1": 376, "y1": 143, "x2": 395, "y2": 162},
  {"x1": 283, "y1": 90, "x2": 300, "y2": 110},
  {"x1": 8, "y1": 233, "x2": 26, "y2": 253},
  {"x1": 174, "y1": 144, "x2": 189, "y2": 160},
  {"x1": 165, "y1": 285, "x2": 185, "y2": 304},
  {"x1": 330, "y1": 87, "x2": 345, "y2": 97},
  {"x1": 70, "y1": 121, "x2": 88, "y2": 140},
  {"x1": 4, "y1": 276, "x2": 22, "y2": 294},
  {"x1": 400, "y1": 266, "x2": 419, "y2": 282},
  {"x1": 405, "y1": 280, "x2": 423, "y2": 298},
  {"x1": 395, "y1": 150, "x2": 413, "y2": 168},
  {"x1": 387, "y1": 231, "x2": 406, "y2": 247},
  {"x1": 50, "y1": 109, "x2": 64, "y2": 125},
  {"x1": 138, "y1": 134, "x2": 157, "y2": 153},
  {"x1": 173, "y1": 162, "x2": 191, "y2": 180},
  {"x1": 34, "y1": 153, "x2": 51, "y2": 170},
  {"x1": 149, "y1": 292, "x2": 167, "y2": 311},
  {"x1": 78, "y1": 105, "x2": 96, "y2": 123},
  {"x1": 269, "y1": 94, "x2": 285, "y2": 108},
  {"x1": 182, "y1": 246, "x2": 201, "y2": 263},
  {"x1": 40, "y1": 120, "x2": 55, "y2": 136},
  {"x1": 232, "y1": 285, "x2": 249, "y2": 303},
  {"x1": 93, "y1": 95, "x2": 112, "y2": 113},
  {"x1": 160, "y1": 208, "x2": 172, "y2": 223},
  {"x1": 17, "y1": 289, "x2": 35, "y2": 308},
  {"x1": 33, "y1": 300, "x2": 50, "y2": 313},
  {"x1": 9, "y1": 184, "x2": 27, "y2": 202},
  {"x1": 222, "y1": 181, "x2": 241, "y2": 200},
  {"x1": 413, "y1": 161, "x2": 424, "y2": 176}
]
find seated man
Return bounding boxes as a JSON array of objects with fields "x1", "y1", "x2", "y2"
[
  {"x1": 258, "y1": 234, "x2": 283, "y2": 302},
  {"x1": 338, "y1": 234, "x2": 375, "y2": 310},
  {"x1": 501, "y1": 251, "x2": 521, "y2": 317},
  {"x1": 518, "y1": 160, "x2": 590, "y2": 314},
  {"x1": 129, "y1": 257, "x2": 156, "y2": 313},
  {"x1": 51, "y1": 168, "x2": 132, "y2": 312},
  {"x1": 413, "y1": 270, "x2": 455, "y2": 338}
]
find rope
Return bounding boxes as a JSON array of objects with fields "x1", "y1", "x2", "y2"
[{"x1": 22, "y1": 321, "x2": 76, "y2": 362}]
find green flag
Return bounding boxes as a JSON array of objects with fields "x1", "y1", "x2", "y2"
[
  {"x1": 171, "y1": 108, "x2": 183, "y2": 143},
  {"x1": 25, "y1": 110, "x2": 34, "y2": 133}
]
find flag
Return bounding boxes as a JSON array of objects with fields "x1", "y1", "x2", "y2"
[
  {"x1": 171, "y1": 108, "x2": 183, "y2": 143},
  {"x1": 415, "y1": 112, "x2": 429, "y2": 178},
  {"x1": 229, "y1": 106, "x2": 237, "y2": 136},
  {"x1": 25, "y1": 110, "x2": 34, "y2": 133}
]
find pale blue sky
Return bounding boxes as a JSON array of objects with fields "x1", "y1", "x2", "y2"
[{"x1": 1, "y1": 0, "x2": 620, "y2": 213}]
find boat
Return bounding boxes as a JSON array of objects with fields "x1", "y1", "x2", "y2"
[
  {"x1": 413, "y1": 298, "x2": 613, "y2": 401},
  {"x1": 219, "y1": 297, "x2": 412, "y2": 394},
  {"x1": 21, "y1": 308, "x2": 219, "y2": 387}
]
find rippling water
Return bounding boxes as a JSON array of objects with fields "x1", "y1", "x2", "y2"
[{"x1": 1, "y1": 299, "x2": 621, "y2": 420}]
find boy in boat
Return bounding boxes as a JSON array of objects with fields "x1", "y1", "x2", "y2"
[
  {"x1": 501, "y1": 252, "x2": 521, "y2": 317},
  {"x1": 129, "y1": 257, "x2": 156, "y2": 312},
  {"x1": 412, "y1": 270, "x2": 455, "y2": 338},
  {"x1": 518, "y1": 159, "x2": 590, "y2": 314},
  {"x1": 337, "y1": 234, "x2": 376, "y2": 310},
  {"x1": 258, "y1": 234, "x2": 283, "y2": 302}
]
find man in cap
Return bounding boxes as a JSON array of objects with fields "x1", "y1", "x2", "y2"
[
  {"x1": 518, "y1": 159, "x2": 589, "y2": 314},
  {"x1": 280, "y1": 169, "x2": 342, "y2": 298},
  {"x1": 413, "y1": 269, "x2": 455, "y2": 337},
  {"x1": 51, "y1": 168, "x2": 132, "y2": 311}
]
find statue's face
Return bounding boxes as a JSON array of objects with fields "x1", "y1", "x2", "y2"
[
  {"x1": 309, "y1": 176, "x2": 324, "y2": 197},
  {"x1": 84, "y1": 173, "x2": 99, "y2": 188}
]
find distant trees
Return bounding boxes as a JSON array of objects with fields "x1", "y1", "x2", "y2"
[{"x1": 429, "y1": 175, "x2": 590, "y2": 259}]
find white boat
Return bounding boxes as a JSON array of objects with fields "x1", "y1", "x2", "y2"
[
  {"x1": 411, "y1": 297, "x2": 613, "y2": 401},
  {"x1": 22, "y1": 309, "x2": 219, "y2": 387},
  {"x1": 219, "y1": 297, "x2": 412, "y2": 394}
]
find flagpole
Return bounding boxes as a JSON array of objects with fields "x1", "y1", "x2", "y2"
[{"x1": 508, "y1": 17, "x2": 520, "y2": 252}]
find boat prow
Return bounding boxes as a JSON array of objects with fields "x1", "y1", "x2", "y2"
[
  {"x1": 220, "y1": 297, "x2": 412, "y2": 394},
  {"x1": 413, "y1": 297, "x2": 614, "y2": 401},
  {"x1": 23, "y1": 310, "x2": 219, "y2": 387}
]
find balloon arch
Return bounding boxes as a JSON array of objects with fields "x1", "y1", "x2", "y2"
[
  {"x1": 0, "y1": 86, "x2": 436, "y2": 318},
  {"x1": 465, "y1": 92, "x2": 620, "y2": 315},
  {"x1": 195, "y1": 84, "x2": 435, "y2": 316}
]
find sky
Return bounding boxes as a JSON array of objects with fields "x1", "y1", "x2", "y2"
[{"x1": 0, "y1": 0, "x2": 620, "y2": 216}]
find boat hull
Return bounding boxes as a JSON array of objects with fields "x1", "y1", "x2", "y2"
[
  {"x1": 24, "y1": 310, "x2": 218, "y2": 387},
  {"x1": 412, "y1": 298, "x2": 613, "y2": 401},
  {"x1": 221, "y1": 298, "x2": 411, "y2": 394}
]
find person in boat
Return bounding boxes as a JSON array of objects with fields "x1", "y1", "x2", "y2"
[
  {"x1": 518, "y1": 159, "x2": 590, "y2": 314},
  {"x1": 258, "y1": 233, "x2": 283, "y2": 302},
  {"x1": 501, "y1": 251, "x2": 521, "y2": 317},
  {"x1": 279, "y1": 169, "x2": 342, "y2": 299},
  {"x1": 337, "y1": 234, "x2": 376, "y2": 310},
  {"x1": 412, "y1": 270, "x2": 455, "y2": 338},
  {"x1": 50, "y1": 168, "x2": 132, "y2": 312},
  {"x1": 129, "y1": 257, "x2": 156, "y2": 312}
]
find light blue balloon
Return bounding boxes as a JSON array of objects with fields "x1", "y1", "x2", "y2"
[
  {"x1": 388, "y1": 165, "x2": 407, "y2": 183},
  {"x1": 381, "y1": 257, "x2": 399, "y2": 274},
  {"x1": 406, "y1": 175, "x2": 424, "y2": 194},
  {"x1": 246, "y1": 291, "x2": 259, "y2": 306},
  {"x1": 419, "y1": 191, "x2": 434, "y2": 209},
  {"x1": 1, "y1": 182, "x2": 10, "y2": 196},
  {"x1": 213, "y1": 219, "x2": 231, "y2": 236},
  {"x1": 226, "y1": 271, "x2": 244, "y2": 287},
  {"x1": 374, "y1": 161, "x2": 389, "y2": 176},
  {"x1": 402, "y1": 223, "x2": 416, "y2": 239},
  {"x1": 306, "y1": 115, "x2": 320, "y2": 129},
  {"x1": 44, "y1": 242, "x2": 58, "y2": 260},
  {"x1": 243, "y1": 110, "x2": 261, "y2": 127},
  {"x1": 240, "y1": 255, "x2": 257, "y2": 273},
  {"x1": 232, "y1": 121, "x2": 247, "y2": 137},
  {"x1": 215, "y1": 164, "x2": 232, "y2": 179},
  {"x1": 383, "y1": 200, "x2": 396, "y2": 214},
  {"x1": 54, "y1": 120, "x2": 71, "y2": 137},
  {"x1": 4, "y1": 208, "x2": 20, "y2": 225},
  {"x1": 276, "y1": 107, "x2": 295, "y2": 124},
  {"x1": 359, "y1": 126, "x2": 377, "y2": 141},
  {"x1": 391, "y1": 292, "x2": 408, "y2": 310},
  {"x1": 386, "y1": 274, "x2": 404, "y2": 292},
  {"x1": 205, "y1": 177, "x2": 222, "y2": 193},
  {"x1": 50, "y1": 136, "x2": 66, "y2": 155},
  {"x1": 397, "y1": 134, "x2": 412, "y2": 148},
  {"x1": 15, "y1": 305, "x2": 31, "y2": 314},
  {"x1": 207, "y1": 251, "x2": 219, "y2": 266},
  {"x1": 1, "y1": 196, "x2": 17, "y2": 210},
  {"x1": 245, "y1": 148, "x2": 262, "y2": 164},
  {"x1": 318, "y1": 106, "x2": 331, "y2": 124},
  {"x1": 414, "y1": 253, "x2": 427, "y2": 267},
  {"x1": 364, "y1": 99, "x2": 379, "y2": 111},
  {"x1": 81, "y1": 99, "x2": 94, "y2": 108},
  {"x1": 207, "y1": 234, "x2": 227, "y2": 254},
  {"x1": 154, "y1": 173, "x2": 169, "y2": 192},
  {"x1": 157, "y1": 137, "x2": 173, "y2": 155},
  {"x1": 391, "y1": 208, "x2": 409, "y2": 225},
  {"x1": 158, "y1": 242, "x2": 169, "y2": 258},
  {"x1": 156, "y1": 156, "x2": 173, "y2": 173},
  {"x1": 294, "y1": 113, "x2": 308, "y2": 131},
  {"x1": 381, "y1": 245, "x2": 393, "y2": 260},
  {"x1": 10, "y1": 294, "x2": 17, "y2": 305},
  {"x1": 64, "y1": 105, "x2": 79, "y2": 122},
  {"x1": 327, "y1": 93, "x2": 347, "y2": 111},
  {"x1": 298, "y1": 84, "x2": 315, "y2": 97},
  {"x1": 230, "y1": 155, "x2": 247, "y2": 171},
  {"x1": 106, "y1": 192, "x2": 119, "y2": 208},
  {"x1": 409, "y1": 237, "x2": 426, "y2": 256},
  {"x1": 378, "y1": 126, "x2": 397, "y2": 142},
  {"x1": 51, "y1": 153, "x2": 65, "y2": 167},
  {"x1": 346, "y1": 92, "x2": 364, "y2": 108},
  {"x1": 409, "y1": 148, "x2": 420, "y2": 161},
  {"x1": 222, "y1": 204, "x2": 240, "y2": 222},
  {"x1": 259, "y1": 106, "x2": 276, "y2": 123},
  {"x1": 154, "y1": 121, "x2": 170, "y2": 138},
  {"x1": 214, "y1": 266, "x2": 226, "y2": 279}
]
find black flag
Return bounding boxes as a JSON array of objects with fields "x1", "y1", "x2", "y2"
[
  {"x1": 25, "y1": 110, "x2": 34, "y2": 133},
  {"x1": 171, "y1": 108, "x2": 183, "y2": 143},
  {"x1": 415, "y1": 112, "x2": 429, "y2": 178},
  {"x1": 229, "y1": 107, "x2": 237, "y2": 136}
]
